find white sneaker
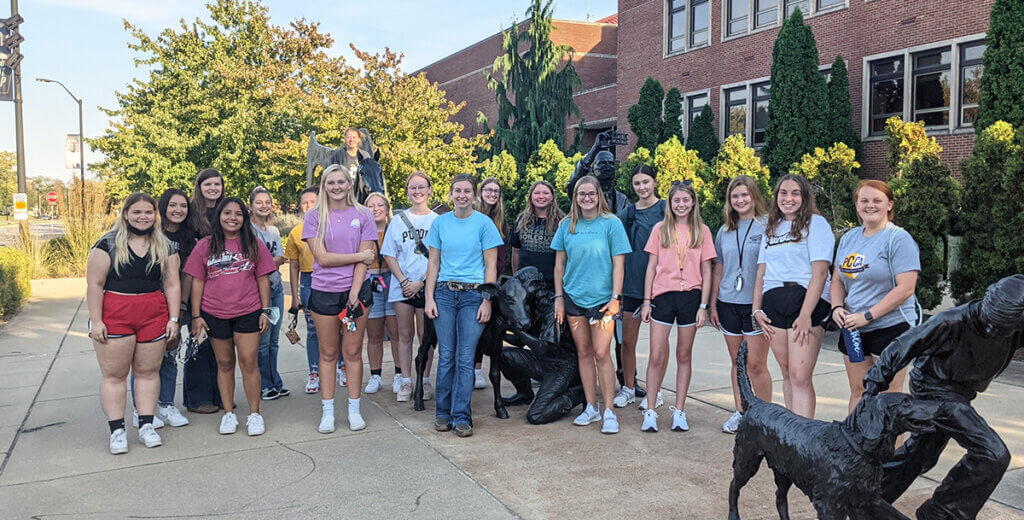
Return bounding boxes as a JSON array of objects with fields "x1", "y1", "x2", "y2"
[
  {"x1": 397, "y1": 381, "x2": 412, "y2": 402},
  {"x1": 246, "y1": 413, "x2": 265, "y2": 436},
  {"x1": 219, "y1": 412, "x2": 238, "y2": 434},
  {"x1": 392, "y1": 376, "x2": 403, "y2": 394},
  {"x1": 422, "y1": 381, "x2": 433, "y2": 401},
  {"x1": 474, "y1": 369, "x2": 486, "y2": 389},
  {"x1": 305, "y1": 373, "x2": 320, "y2": 394},
  {"x1": 337, "y1": 366, "x2": 347, "y2": 387},
  {"x1": 613, "y1": 387, "x2": 636, "y2": 408},
  {"x1": 722, "y1": 411, "x2": 743, "y2": 434},
  {"x1": 157, "y1": 405, "x2": 189, "y2": 427},
  {"x1": 138, "y1": 423, "x2": 162, "y2": 447},
  {"x1": 639, "y1": 391, "x2": 664, "y2": 411},
  {"x1": 671, "y1": 407, "x2": 689, "y2": 432},
  {"x1": 573, "y1": 404, "x2": 600, "y2": 426},
  {"x1": 132, "y1": 410, "x2": 165, "y2": 429},
  {"x1": 601, "y1": 409, "x2": 619, "y2": 434},
  {"x1": 641, "y1": 409, "x2": 659, "y2": 432},
  {"x1": 348, "y1": 410, "x2": 366, "y2": 431},
  {"x1": 109, "y1": 428, "x2": 128, "y2": 455},
  {"x1": 364, "y1": 374, "x2": 383, "y2": 394},
  {"x1": 318, "y1": 413, "x2": 335, "y2": 434}
]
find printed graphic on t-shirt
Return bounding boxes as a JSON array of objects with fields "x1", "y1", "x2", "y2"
[
  {"x1": 206, "y1": 251, "x2": 254, "y2": 279},
  {"x1": 764, "y1": 233, "x2": 802, "y2": 248},
  {"x1": 518, "y1": 225, "x2": 553, "y2": 252},
  {"x1": 840, "y1": 252, "x2": 869, "y2": 279},
  {"x1": 401, "y1": 227, "x2": 428, "y2": 243}
]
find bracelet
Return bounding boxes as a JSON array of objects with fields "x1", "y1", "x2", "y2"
[
  {"x1": 752, "y1": 309, "x2": 767, "y2": 318},
  {"x1": 831, "y1": 305, "x2": 848, "y2": 314},
  {"x1": 553, "y1": 294, "x2": 564, "y2": 299},
  {"x1": 191, "y1": 315, "x2": 201, "y2": 320}
]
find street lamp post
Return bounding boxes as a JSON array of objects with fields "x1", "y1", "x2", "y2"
[{"x1": 36, "y1": 77, "x2": 85, "y2": 226}]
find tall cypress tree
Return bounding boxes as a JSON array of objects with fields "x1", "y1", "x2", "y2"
[
  {"x1": 687, "y1": 105, "x2": 720, "y2": 164},
  {"x1": 763, "y1": 9, "x2": 829, "y2": 179},
  {"x1": 662, "y1": 87, "x2": 684, "y2": 143},
  {"x1": 486, "y1": 0, "x2": 582, "y2": 164},
  {"x1": 975, "y1": 0, "x2": 1024, "y2": 131},
  {"x1": 826, "y1": 56, "x2": 862, "y2": 160},
  {"x1": 627, "y1": 77, "x2": 665, "y2": 152}
]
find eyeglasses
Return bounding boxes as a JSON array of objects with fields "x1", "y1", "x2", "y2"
[
  {"x1": 481, "y1": 188, "x2": 501, "y2": 195},
  {"x1": 577, "y1": 192, "x2": 599, "y2": 199},
  {"x1": 407, "y1": 185, "x2": 430, "y2": 192}
]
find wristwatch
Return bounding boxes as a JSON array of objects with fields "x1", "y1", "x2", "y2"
[
  {"x1": 169, "y1": 317, "x2": 179, "y2": 323},
  {"x1": 864, "y1": 311, "x2": 875, "y2": 322},
  {"x1": 261, "y1": 308, "x2": 273, "y2": 317},
  {"x1": 699, "y1": 303, "x2": 708, "y2": 310},
  {"x1": 611, "y1": 294, "x2": 622, "y2": 301}
]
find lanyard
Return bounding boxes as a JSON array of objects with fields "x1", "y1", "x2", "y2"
[
  {"x1": 674, "y1": 226, "x2": 690, "y2": 290},
  {"x1": 735, "y1": 220, "x2": 754, "y2": 270}
]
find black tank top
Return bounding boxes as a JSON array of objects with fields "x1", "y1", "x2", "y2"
[{"x1": 92, "y1": 233, "x2": 165, "y2": 293}]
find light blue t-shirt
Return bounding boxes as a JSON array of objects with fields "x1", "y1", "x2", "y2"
[
  {"x1": 550, "y1": 214, "x2": 631, "y2": 308},
  {"x1": 251, "y1": 223, "x2": 284, "y2": 288},
  {"x1": 835, "y1": 223, "x2": 920, "y2": 331},
  {"x1": 714, "y1": 217, "x2": 766, "y2": 305},
  {"x1": 424, "y1": 210, "x2": 504, "y2": 284},
  {"x1": 758, "y1": 214, "x2": 834, "y2": 302}
]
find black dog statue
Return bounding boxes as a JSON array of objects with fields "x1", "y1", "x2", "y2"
[
  {"x1": 864, "y1": 274, "x2": 1024, "y2": 520},
  {"x1": 729, "y1": 342, "x2": 940, "y2": 520}
]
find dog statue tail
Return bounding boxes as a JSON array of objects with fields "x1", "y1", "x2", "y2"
[{"x1": 737, "y1": 340, "x2": 761, "y2": 413}]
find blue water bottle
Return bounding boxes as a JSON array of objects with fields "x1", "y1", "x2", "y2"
[{"x1": 842, "y1": 328, "x2": 864, "y2": 363}]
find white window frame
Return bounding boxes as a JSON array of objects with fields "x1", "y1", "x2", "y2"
[
  {"x1": 720, "y1": 76, "x2": 769, "y2": 147},
  {"x1": 665, "y1": 0, "x2": 712, "y2": 57},
  {"x1": 722, "y1": 0, "x2": 848, "y2": 42},
  {"x1": 861, "y1": 33, "x2": 987, "y2": 140},
  {"x1": 680, "y1": 88, "x2": 712, "y2": 141}
]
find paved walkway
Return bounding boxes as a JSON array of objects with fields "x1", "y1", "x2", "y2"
[{"x1": 1, "y1": 279, "x2": 1022, "y2": 519}]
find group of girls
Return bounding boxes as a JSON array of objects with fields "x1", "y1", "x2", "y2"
[{"x1": 87, "y1": 155, "x2": 921, "y2": 453}]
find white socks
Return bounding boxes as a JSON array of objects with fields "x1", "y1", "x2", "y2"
[
  {"x1": 348, "y1": 397, "x2": 360, "y2": 413},
  {"x1": 322, "y1": 399, "x2": 334, "y2": 415}
]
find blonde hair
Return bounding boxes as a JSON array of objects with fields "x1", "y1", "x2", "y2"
[
  {"x1": 475, "y1": 177, "x2": 506, "y2": 238},
  {"x1": 313, "y1": 164, "x2": 365, "y2": 245},
  {"x1": 111, "y1": 192, "x2": 170, "y2": 277},
  {"x1": 565, "y1": 175, "x2": 612, "y2": 234},
  {"x1": 723, "y1": 175, "x2": 768, "y2": 231},
  {"x1": 249, "y1": 186, "x2": 276, "y2": 226},
  {"x1": 659, "y1": 182, "x2": 705, "y2": 249},
  {"x1": 364, "y1": 192, "x2": 393, "y2": 225},
  {"x1": 516, "y1": 180, "x2": 564, "y2": 234}
]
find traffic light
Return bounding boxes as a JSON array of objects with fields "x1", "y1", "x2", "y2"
[{"x1": 1, "y1": 14, "x2": 24, "y2": 69}]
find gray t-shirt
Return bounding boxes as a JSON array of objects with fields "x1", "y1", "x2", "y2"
[
  {"x1": 617, "y1": 200, "x2": 666, "y2": 299},
  {"x1": 758, "y1": 214, "x2": 834, "y2": 302},
  {"x1": 835, "y1": 223, "x2": 920, "y2": 331},
  {"x1": 714, "y1": 217, "x2": 766, "y2": 305},
  {"x1": 251, "y1": 223, "x2": 284, "y2": 287}
]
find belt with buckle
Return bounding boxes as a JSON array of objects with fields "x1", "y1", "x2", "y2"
[
  {"x1": 783, "y1": 282, "x2": 802, "y2": 288},
  {"x1": 443, "y1": 281, "x2": 481, "y2": 291}
]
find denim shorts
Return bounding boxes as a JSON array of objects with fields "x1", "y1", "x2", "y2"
[{"x1": 369, "y1": 272, "x2": 395, "y2": 319}]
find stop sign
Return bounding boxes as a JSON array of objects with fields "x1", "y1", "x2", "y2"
[{"x1": 46, "y1": 191, "x2": 58, "y2": 205}]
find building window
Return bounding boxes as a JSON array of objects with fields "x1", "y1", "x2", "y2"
[
  {"x1": 683, "y1": 92, "x2": 709, "y2": 139},
  {"x1": 667, "y1": 0, "x2": 711, "y2": 54},
  {"x1": 865, "y1": 38, "x2": 985, "y2": 136},
  {"x1": 817, "y1": 0, "x2": 844, "y2": 10},
  {"x1": 755, "y1": 0, "x2": 778, "y2": 28},
  {"x1": 728, "y1": 0, "x2": 749, "y2": 36},
  {"x1": 726, "y1": 87, "x2": 748, "y2": 138},
  {"x1": 785, "y1": 0, "x2": 809, "y2": 17},
  {"x1": 752, "y1": 82, "x2": 771, "y2": 146},
  {"x1": 960, "y1": 41, "x2": 985, "y2": 127},
  {"x1": 668, "y1": 0, "x2": 687, "y2": 53},
  {"x1": 912, "y1": 47, "x2": 951, "y2": 128},
  {"x1": 691, "y1": 0, "x2": 710, "y2": 47}
]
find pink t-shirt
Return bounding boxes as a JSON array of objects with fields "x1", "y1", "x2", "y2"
[
  {"x1": 643, "y1": 222, "x2": 716, "y2": 298},
  {"x1": 183, "y1": 236, "x2": 277, "y2": 319},
  {"x1": 302, "y1": 206, "x2": 377, "y2": 292}
]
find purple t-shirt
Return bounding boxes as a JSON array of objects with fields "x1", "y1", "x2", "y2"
[
  {"x1": 302, "y1": 206, "x2": 377, "y2": 292},
  {"x1": 183, "y1": 236, "x2": 276, "y2": 319}
]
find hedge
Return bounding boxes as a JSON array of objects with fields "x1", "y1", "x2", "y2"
[{"x1": 0, "y1": 247, "x2": 33, "y2": 319}]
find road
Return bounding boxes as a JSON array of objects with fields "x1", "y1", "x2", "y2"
[{"x1": 0, "y1": 221, "x2": 65, "y2": 247}]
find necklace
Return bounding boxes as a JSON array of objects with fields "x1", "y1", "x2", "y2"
[
  {"x1": 734, "y1": 219, "x2": 754, "y2": 292},
  {"x1": 674, "y1": 225, "x2": 690, "y2": 290}
]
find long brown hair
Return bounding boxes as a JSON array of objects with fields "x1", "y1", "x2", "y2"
[
  {"x1": 564, "y1": 175, "x2": 612, "y2": 234},
  {"x1": 767, "y1": 174, "x2": 819, "y2": 240},
  {"x1": 659, "y1": 182, "x2": 705, "y2": 249},
  {"x1": 516, "y1": 180, "x2": 564, "y2": 234},
  {"x1": 853, "y1": 180, "x2": 895, "y2": 223},
  {"x1": 723, "y1": 175, "x2": 768, "y2": 231},
  {"x1": 189, "y1": 168, "x2": 224, "y2": 237},
  {"x1": 208, "y1": 197, "x2": 261, "y2": 264},
  {"x1": 475, "y1": 177, "x2": 506, "y2": 238}
]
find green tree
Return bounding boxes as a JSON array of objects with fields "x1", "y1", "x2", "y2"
[
  {"x1": 790, "y1": 143, "x2": 860, "y2": 230},
  {"x1": 975, "y1": 0, "x2": 1024, "y2": 131},
  {"x1": 0, "y1": 151, "x2": 15, "y2": 215},
  {"x1": 662, "y1": 88, "x2": 684, "y2": 144},
  {"x1": 826, "y1": 56, "x2": 862, "y2": 160},
  {"x1": 686, "y1": 105, "x2": 720, "y2": 165},
  {"x1": 627, "y1": 77, "x2": 665, "y2": 152},
  {"x1": 486, "y1": 0, "x2": 581, "y2": 164},
  {"x1": 652, "y1": 136, "x2": 706, "y2": 199},
  {"x1": 951, "y1": 121, "x2": 1024, "y2": 302},
  {"x1": 763, "y1": 9, "x2": 830, "y2": 180},
  {"x1": 702, "y1": 134, "x2": 771, "y2": 233}
]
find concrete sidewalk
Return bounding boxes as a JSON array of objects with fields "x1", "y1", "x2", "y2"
[{"x1": 1, "y1": 278, "x2": 1021, "y2": 519}]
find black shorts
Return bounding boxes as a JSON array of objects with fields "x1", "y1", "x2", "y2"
[
  {"x1": 716, "y1": 300, "x2": 762, "y2": 336},
  {"x1": 621, "y1": 296, "x2": 644, "y2": 314},
  {"x1": 202, "y1": 309, "x2": 261, "y2": 340},
  {"x1": 564, "y1": 293, "x2": 609, "y2": 322},
  {"x1": 838, "y1": 322, "x2": 911, "y2": 358},
  {"x1": 762, "y1": 285, "x2": 830, "y2": 330},
  {"x1": 651, "y1": 290, "x2": 701, "y2": 327},
  {"x1": 308, "y1": 279, "x2": 374, "y2": 316}
]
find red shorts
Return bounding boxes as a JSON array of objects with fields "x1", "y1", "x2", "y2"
[{"x1": 102, "y1": 291, "x2": 169, "y2": 343}]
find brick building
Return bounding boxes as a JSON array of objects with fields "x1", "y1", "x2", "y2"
[
  {"x1": 616, "y1": 0, "x2": 993, "y2": 178},
  {"x1": 418, "y1": 16, "x2": 618, "y2": 148}
]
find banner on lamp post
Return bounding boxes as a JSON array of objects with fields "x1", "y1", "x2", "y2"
[{"x1": 65, "y1": 134, "x2": 81, "y2": 169}]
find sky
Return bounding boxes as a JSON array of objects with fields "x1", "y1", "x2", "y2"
[{"x1": 1, "y1": 0, "x2": 617, "y2": 185}]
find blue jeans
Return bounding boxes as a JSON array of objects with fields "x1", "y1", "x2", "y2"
[
  {"x1": 258, "y1": 282, "x2": 285, "y2": 391},
  {"x1": 300, "y1": 272, "x2": 343, "y2": 373},
  {"x1": 433, "y1": 285, "x2": 485, "y2": 425},
  {"x1": 131, "y1": 349, "x2": 178, "y2": 408}
]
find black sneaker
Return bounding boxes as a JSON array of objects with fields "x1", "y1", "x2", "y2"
[
  {"x1": 260, "y1": 389, "x2": 280, "y2": 401},
  {"x1": 453, "y1": 423, "x2": 473, "y2": 437},
  {"x1": 277, "y1": 388, "x2": 290, "y2": 397},
  {"x1": 434, "y1": 417, "x2": 451, "y2": 432}
]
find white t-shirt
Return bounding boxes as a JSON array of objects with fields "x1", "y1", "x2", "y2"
[
  {"x1": 758, "y1": 214, "x2": 834, "y2": 300},
  {"x1": 380, "y1": 209, "x2": 438, "y2": 303}
]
